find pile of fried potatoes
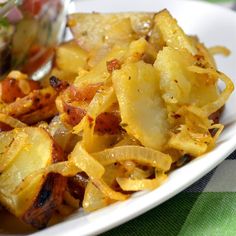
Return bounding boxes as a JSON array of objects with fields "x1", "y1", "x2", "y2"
[{"x1": 0, "y1": 9, "x2": 234, "y2": 229}]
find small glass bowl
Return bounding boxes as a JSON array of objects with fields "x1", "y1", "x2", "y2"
[{"x1": 0, "y1": 0, "x2": 70, "y2": 79}]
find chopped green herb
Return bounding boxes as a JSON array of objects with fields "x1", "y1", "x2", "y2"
[{"x1": 0, "y1": 17, "x2": 10, "y2": 28}]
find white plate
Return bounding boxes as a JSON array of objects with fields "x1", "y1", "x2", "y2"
[{"x1": 26, "y1": 0, "x2": 236, "y2": 235}]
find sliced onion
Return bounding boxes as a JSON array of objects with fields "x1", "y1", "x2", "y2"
[
  {"x1": 129, "y1": 166, "x2": 153, "y2": 180},
  {"x1": 93, "y1": 145, "x2": 172, "y2": 171},
  {"x1": 43, "y1": 161, "x2": 80, "y2": 177},
  {"x1": 208, "y1": 46, "x2": 230, "y2": 56},
  {"x1": 92, "y1": 179, "x2": 129, "y2": 201},
  {"x1": 117, "y1": 174, "x2": 167, "y2": 191},
  {"x1": 83, "y1": 181, "x2": 110, "y2": 212},
  {"x1": 69, "y1": 142, "x2": 105, "y2": 179},
  {"x1": 188, "y1": 66, "x2": 234, "y2": 117},
  {"x1": 73, "y1": 86, "x2": 117, "y2": 151},
  {"x1": 49, "y1": 116, "x2": 79, "y2": 153},
  {"x1": 0, "y1": 113, "x2": 26, "y2": 128},
  {"x1": 208, "y1": 123, "x2": 224, "y2": 150}
]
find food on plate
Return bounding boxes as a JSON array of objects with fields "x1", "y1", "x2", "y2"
[
  {"x1": 0, "y1": 9, "x2": 234, "y2": 230},
  {"x1": 0, "y1": 127, "x2": 66, "y2": 229}
]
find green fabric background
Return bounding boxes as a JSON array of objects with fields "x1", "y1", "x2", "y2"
[
  {"x1": 101, "y1": 193, "x2": 200, "y2": 236},
  {"x1": 101, "y1": 193, "x2": 236, "y2": 236}
]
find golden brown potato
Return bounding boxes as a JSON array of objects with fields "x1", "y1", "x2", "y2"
[
  {"x1": 18, "y1": 104, "x2": 58, "y2": 125},
  {"x1": 68, "y1": 13, "x2": 154, "y2": 51},
  {"x1": 154, "y1": 9, "x2": 197, "y2": 55},
  {"x1": 22, "y1": 173, "x2": 65, "y2": 229},
  {"x1": 112, "y1": 61, "x2": 169, "y2": 150},
  {"x1": 0, "y1": 127, "x2": 66, "y2": 229},
  {"x1": 0, "y1": 78, "x2": 41, "y2": 103},
  {"x1": 1, "y1": 87, "x2": 58, "y2": 124},
  {"x1": 55, "y1": 41, "x2": 88, "y2": 74},
  {"x1": 22, "y1": 141, "x2": 66, "y2": 229}
]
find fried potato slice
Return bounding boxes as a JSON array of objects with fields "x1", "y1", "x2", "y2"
[
  {"x1": 0, "y1": 78, "x2": 41, "y2": 104},
  {"x1": 154, "y1": 47, "x2": 194, "y2": 105},
  {"x1": 74, "y1": 45, "x2": 126, "y2": 87},
  {"x1": 18, "y1": 104, "x2": 58, "y2": 125},
  {"x1": 0, "y1": 127, "x2": 66, "y2": 228},
  {"x1": 68, "y1": 13, "x2": 154, "y2": 51},
  {"x1": 168, "y1": 125, "x2": 208, "y2": 156},
  {"x1": 112, "y1": 61, "x2": 169, "y2": 150},
  {"x1": 154, "y1": 9, "x2": 197, "y2": 55},
  {"x1": 55, "y1": 41, "x2": 88, "y2": 74},
  {"x1": 154, "y1": 47, "x2": 219, "y2": 109},
  {"x1": 0, "y1": 87, "x2": 58, "y2": 124}
]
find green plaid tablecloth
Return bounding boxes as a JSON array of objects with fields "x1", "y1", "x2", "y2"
[{"x1": 100, "y1": 2, "x2": 236, "y2": 235}]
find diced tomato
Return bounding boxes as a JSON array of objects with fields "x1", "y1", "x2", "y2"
[
  {"x1": 22, "y1": 47, "x2": 55, "y2": 75},
  {"x1": 21, "y1": 0, "x2": 49, "y2": 15}
]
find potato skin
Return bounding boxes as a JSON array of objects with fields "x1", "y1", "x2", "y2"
[
  {"x1": 0, "y1": 122, "x2": 12, "y2": 132},
  {"x1": 21, "y1": 142, "x2": 67, "y2": 229},
  {"x1": 58, "y1": 85, "x2": 122, "y2": 134},
  {"x1": 68, "y1": 172, "x2": 89, "y2": 202},
  {"x1": 19, "y1": 104, "x2": 58, "y2": 125},
  {"x1": 2, "y1": 87, "x2": 58, "y2": 125},
  {"x1": 62, "y1": 102, "x2": 86, "y2": 126},
  {"x1": 22, "y1": 173, "x2": 66, "y2": 229},
  {"x1": 95, "y1": 112, "x2": 122, "y2": 135},
  {"x1": 0, "y1": 78, "x2": 41, "y2": 103}
]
